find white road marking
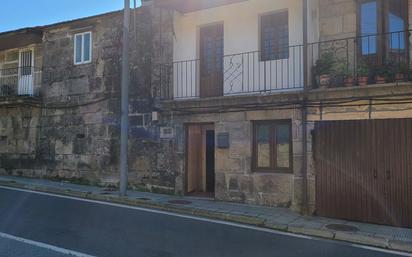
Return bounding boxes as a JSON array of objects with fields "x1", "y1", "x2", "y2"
[
  {"x1": 1, "y1": 185, "x2": 411, "y2": 257},
  {"x1": 0, "y1": 231, "x2": 96, "y2": 257},
  {"x1": 353, "y1": 244, "x2": 412, "y2": 257}
]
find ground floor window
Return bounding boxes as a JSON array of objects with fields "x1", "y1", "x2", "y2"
[{"x1": 252, "y1": 120, "x2": 292, "y2": 173}]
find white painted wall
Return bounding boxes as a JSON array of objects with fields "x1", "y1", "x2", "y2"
[{"x1": 172, "y1": 0, "x2": 316, "y2": 99}]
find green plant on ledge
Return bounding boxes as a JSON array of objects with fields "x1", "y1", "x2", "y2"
[
  {"x1": 314, "y1": 51, "x2": 336, "y2": 88},
  {"x1": 357, "y1": 61, "x2": 369, "y2": 86},
  {"x1": 394, "y1": 62, "x2": 410, "y2": 82},
  {"x1": 336, "y1": 64, "x2": 354, "y2": 87},
  {"x1": 373, "y1": 63, "x2": 394, "y2": 84}
]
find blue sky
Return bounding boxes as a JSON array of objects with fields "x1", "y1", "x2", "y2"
[{"x1": 0, "y1": 0, "x2": 141, "y2": 33}]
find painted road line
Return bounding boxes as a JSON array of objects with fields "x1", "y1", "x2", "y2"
[
  {"x1": 0, "y1": 231, "x2": 96, "y2": 257},
  {"x1": 352, "y1": 244, "x2": 412, "y2": 257}
]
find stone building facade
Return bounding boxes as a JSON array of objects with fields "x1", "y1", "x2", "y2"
[
  {"x1": 0, "y1": 6, "x2": 179, "y2": 194},
  {"x1": 153, "y1": 0, "x2": 412, "y2": 227}
]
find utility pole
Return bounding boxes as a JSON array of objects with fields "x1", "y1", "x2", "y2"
[{"x1": 120, "y1": 0, "x2": 130, "y2": 196}]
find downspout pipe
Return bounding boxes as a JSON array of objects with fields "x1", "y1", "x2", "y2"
[{"x1": 301, "y1": 0, "x2": 309, "y2": 215}]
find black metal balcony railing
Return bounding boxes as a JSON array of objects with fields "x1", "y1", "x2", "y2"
[
  {"x1": 0, "y1": 67, "x2": 42, "y2": 97},
  {"x1": 308, "y1": 31, "x2": 411, "y2": 88},
  {"x1": 308, "y1": 29, "x2": 411, "y2": 89},
  {"x1": 159, "y1": 46, "x2": 304, "y2": 100},
  {"x1": 158, "y1": 30, "x2": 412, "y2": 100}
]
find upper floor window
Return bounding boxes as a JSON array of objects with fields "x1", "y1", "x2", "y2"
[
  {"x1": 359, "y1": 0, "x2": 408, "y2": 57},
  {"x1": 74, "y1": 32, "x2": 92, "y2": 65},
  {"x1": 260, "y1": 11, "x2": 289, "y2": 61},
  {"x1": 1, "y1": 50, "x2": 19, "y2": 71}
]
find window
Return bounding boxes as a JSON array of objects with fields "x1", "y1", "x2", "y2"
[
  {"x1": 359, "y1": 0, "x2": 408, "y2": 59},
  {"x1": 74, "y1": 32, "x2": 92, "y2": 65},
  {"x1": 129, "y1": 113, "x2": 152, "y2": 128},
  {"x1": 252, "y1": 120, "x2": 292, "y2": 172},
  {"x1": 260, "y1": 11, "x2": 289, "y2": 61}
]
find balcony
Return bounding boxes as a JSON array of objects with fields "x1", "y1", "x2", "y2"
[
  {"x1": 159, "y1": 46, "x2": 304, "y2": 100},
  {"x1": 159, "y1": 30, "x2": 412, "y2": 101},
  {"x1": 309, "y1": 30, "x2": 412, "y2": 89},
  {"x1": 0, "y1": 66, "x2": 41, "y2": 97}
]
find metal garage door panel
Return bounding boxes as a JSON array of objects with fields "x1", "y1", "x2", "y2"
[{"x1": 315, "y1": 119, "x2": 412, "y2": 228}]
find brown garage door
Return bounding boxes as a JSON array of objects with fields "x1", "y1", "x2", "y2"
[{"x1": 314, "y1": 119, "x2": 412, "y2": 228}]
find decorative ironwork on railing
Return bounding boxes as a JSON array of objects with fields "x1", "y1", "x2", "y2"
[
  {"x1": 158, "y1": 30, "x2": 412, "y2": 100},
  {"x1": 158, "y1": 46, "x2": 304, "y2": 100},
  {"x1": 0, "y1": 67, "x2": 42, "y2": 97}
]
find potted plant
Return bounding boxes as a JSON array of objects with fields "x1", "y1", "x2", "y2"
[
  {"x1": 314, "y1": 52, "x2": 336, "y2": 88},
  {"x1": 357, "y1": 61, "x2": 369, "y2": 86},
  {"x1": 336, "y1": 64, "x2": 354, "y2": 87},
  {"x1": 395, "y1": 63, "x2": 409, "y2": 82},
  {"x1": 374, "y1": 65, "x2": 387, "y2": 84},
  {"x1": 373, "y1": 63, "x2": 395, "y2": 84}
]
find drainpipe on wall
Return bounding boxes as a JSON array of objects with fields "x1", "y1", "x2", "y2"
[
  {"x1": 120, "y1": 0, "x2": 131, "y2": 196},
  {"x1": 301, "y1": 0, "x2": 309, "y2": 215}
]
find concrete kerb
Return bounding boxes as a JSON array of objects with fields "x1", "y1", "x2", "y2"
[
  {"x1": 0, "y1": 180, "x2": 410, "y2": 253},
  {"x1": 288, "y1": 226, "x2": 335, "y2": 239},
  {"x1": 334, "y1": 231, "x2": 390, "y2": 249},
  {"x1": 388, "y1": 239, "x2": 412, "y2": 253}
]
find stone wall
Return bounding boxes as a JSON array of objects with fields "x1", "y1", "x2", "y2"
[
  {"x1": 0, "y1": 7, "x2": 180, "y2": 193},
  {"x1": 0, "y1": 102, "x2": 42, "y2": 177},
  {"x1": 319, "y1": 0, "x2": 357, "y2": 41}
]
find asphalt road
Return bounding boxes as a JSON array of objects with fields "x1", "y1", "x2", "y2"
[
  {"x1": 0, "y1": 187, "x2": 408, "y2": 257},
  {"x1": 0, "y1": 236, "x2": 72, "y2": 257}
]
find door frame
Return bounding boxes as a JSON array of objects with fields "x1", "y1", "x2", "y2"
[
  {"x1": 184, "y1": 123, "x2": 215, "y2": 196},
  {"x1": 198, "y1": 22, "x2": 224, "y2": 98},
  {"x1": 18, "y1": 47, "x2": 34, "y2": 96}
]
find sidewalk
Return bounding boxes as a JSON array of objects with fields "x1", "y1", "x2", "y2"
[{"x1": 0, "y1": 175, "x2": 411, "y2": 253}]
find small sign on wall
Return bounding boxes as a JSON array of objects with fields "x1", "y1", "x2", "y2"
[
  {"x1": 217, "y1": 133, "x2": 229, "y2": 149},
  {"x1": 160, "y1": 127, "x2": 174, "y2": 139}
]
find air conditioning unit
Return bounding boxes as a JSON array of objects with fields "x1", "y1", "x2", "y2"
[{"x1": 160, "y1": 127, "x2": 174, "y2": 139}]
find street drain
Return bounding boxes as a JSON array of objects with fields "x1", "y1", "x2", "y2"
[
  {"x1": 167, "y1": 200, "x2": 192, "y2": 205},
  {"x1": 136, "y1": 197, "x2": 151, "y2": 201},
  {"x1": 103, "y1": 187, "x2": 117, "y2": 192},
  {"x1": 325, "y1": 224, "x2": 359, "y2": 232}
]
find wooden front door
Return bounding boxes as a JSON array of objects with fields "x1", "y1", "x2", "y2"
[
  {"x1": 186, "y1": 124, "x2": 215, "y2": 196},
  {"x1": 199, "y1": 24, "x2": 223, "y2": 98},
  {"x1": 314, "y1": 119, "x2": 412, "y2": 227}
]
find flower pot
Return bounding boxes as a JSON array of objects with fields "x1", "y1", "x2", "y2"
[
  {"x1": 319, "y1": 74, "x2": 330, "y2": 88},
  {"x1": 395, "y1": 73, "x2": 407, "y2": 82},
  {"x1": 358, "y1": 76, "x2": 369, "y2": 86},
  {"x1": 344, "y1": 76, "x2": 354, "y2": 87},
  {"x1": 375, "y1": 75, "x2": 386, "y2": 84}
]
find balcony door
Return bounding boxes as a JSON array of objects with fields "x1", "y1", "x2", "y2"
[
  {"x1": 199, "y1": 24, "x2": 223, "y2": 98},
  {"x1": 358, "y1": 0, "x2": 408, "y2": 65},
  {"x1": 18, "y1": 49, "x2": 34, "y2": 96}
]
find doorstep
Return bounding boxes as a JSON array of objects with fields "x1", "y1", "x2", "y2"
[{"x1": 0, "y1": 175, "x2": 411, "y2": 253}]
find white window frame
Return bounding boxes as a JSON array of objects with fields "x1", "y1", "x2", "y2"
[
  {"x1": 74, "y1": 31, "x2": 92, "y2": 65},
  {"x1": 129, "y1": 113, "x2": 152, "y2": 128}
]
